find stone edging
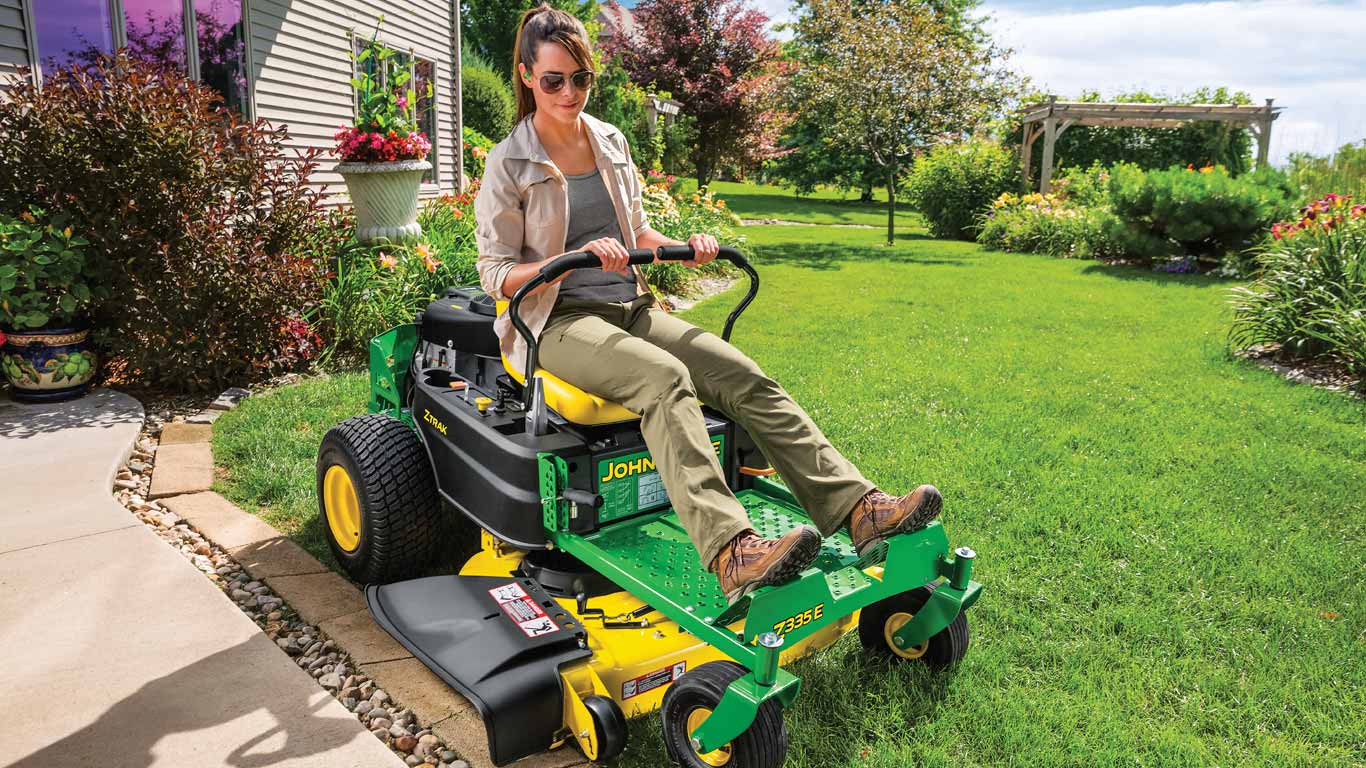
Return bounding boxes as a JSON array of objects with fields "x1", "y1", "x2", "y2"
[{"x1": 124, "y1": 404, "x2": 589, "y2": 768}]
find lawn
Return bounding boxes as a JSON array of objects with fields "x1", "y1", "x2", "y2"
[
  {"x1": 214, "y1": 184, "x2": 1366, "y2": 767},
  {"x1": 674, "y1": 177, "x2": 916, "y2": 227}
]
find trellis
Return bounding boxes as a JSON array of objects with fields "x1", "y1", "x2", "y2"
[{"x1": 1020, "y1": 96, "x2": 1282, "y2": 192}]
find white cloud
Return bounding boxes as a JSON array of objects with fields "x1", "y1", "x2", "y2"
[{"x1": 982, "y1": 0, "x2": 1366, "y2": 164}]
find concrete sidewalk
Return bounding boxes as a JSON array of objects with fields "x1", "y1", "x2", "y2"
[{"x1": 0, "y1": 389, "x2": 405, "y2": 768}]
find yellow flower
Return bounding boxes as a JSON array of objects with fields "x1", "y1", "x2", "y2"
[
  {"x1": 377, "y1": 252, "x2": 398, "y2": 270},
  {"x1": 63, "y1": 227, "x2": 72, "y2": 238},
  {"x1": 19, "y1": 211, "x2": 35, "y2": 224},
  {"x1": 715, "y1": 199, "x2": 726, "y2": 209},
  {"x1": 691, "y1": 193, "x2": 701, "y2": 203},
  {"x1": 1199, "y1": 164, "x2": 1214, "y2": 174}
]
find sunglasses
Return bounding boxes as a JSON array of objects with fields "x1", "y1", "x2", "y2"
[{"x1": 534, "y1": 69, "x2": 595, "y2": 94}]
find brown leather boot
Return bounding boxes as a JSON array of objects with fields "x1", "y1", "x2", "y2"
[
  {"x1": 847, "y1": 485, "x2": 943, "y2": 556},
  {"x1": 709, "y1": 525, "x2": 822, "y2": 604}
]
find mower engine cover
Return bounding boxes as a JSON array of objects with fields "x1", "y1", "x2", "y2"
[{"x1": 419, "y1": 287, "x2": 500, "y2": 358}]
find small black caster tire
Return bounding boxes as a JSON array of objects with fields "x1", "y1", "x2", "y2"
[
  {"x1": 660, "y1": 660, "x2": 786, "y2": 768},
  {"x1": 581, "y1": 694, "x2": 627, "y2": 762},
  {"x1": 317, "y1": 413, "x2": 442, "y2": 584},
  {"x1": 859, "y1": 582, "x2": 969, "y2": 669}
]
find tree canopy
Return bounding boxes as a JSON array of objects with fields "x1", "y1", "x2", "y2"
[
  {"x1": 788, "y1": 0, "x2": 1017, "y2": 242},
  {"x1": 602, "y1": 0, "x2": 792, "y2": 188}
]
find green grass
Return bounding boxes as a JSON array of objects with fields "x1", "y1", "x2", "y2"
[
  {"x1": 672, "y1": 178, "x2": 917, "y2": 228},
  {"x1": 214, "y1": 191, "x2": 1366, "y2": 768}
]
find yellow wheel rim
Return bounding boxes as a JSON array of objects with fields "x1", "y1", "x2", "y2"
[
  {"x1": 884, "y1": 611, "x2": 929, "y2": 660},
  {"x1": 323, "y1": 465, "x2": 362, "y2": 553},
  {"x1": 685, "y1": 707, "x2": 733, "y2": 766}
]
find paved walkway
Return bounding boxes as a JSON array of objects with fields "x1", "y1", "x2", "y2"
[{"x1": 0, "y1": 389, "x2": 405, "y2": 768}]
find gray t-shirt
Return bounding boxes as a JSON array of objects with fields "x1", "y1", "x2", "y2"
[{"x1": 554, "y1": 168, "x2": 639, "y2": 306}]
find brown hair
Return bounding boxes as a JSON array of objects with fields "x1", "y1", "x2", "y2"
[{"x1": 511, "y1": 4, "x2": 595, "y2": 125}]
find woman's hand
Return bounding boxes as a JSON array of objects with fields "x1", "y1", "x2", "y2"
[
  {"x1": 579, "y1": 237, "x2": 633, "y2": 276},
  {"x1": 684, "y1": 233, "x2": 720, "y2": 268}
]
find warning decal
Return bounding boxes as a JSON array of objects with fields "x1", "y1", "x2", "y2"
[
  {"x1": 622, "y1": 661, "x2": 686, "y2": 700},
  {"x1": 488, "y1": 582, "x2": 560, "y2": 638}
]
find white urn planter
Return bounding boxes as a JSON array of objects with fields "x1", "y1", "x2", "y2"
[{"x1": 336, "y1": 159, "x2": 431, "y2": 243}]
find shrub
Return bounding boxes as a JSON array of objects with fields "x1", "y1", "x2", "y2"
[
  {"x1": 316, "y1": 189, "x2": 479, "y2": 361},
  {"x1": 1109, "y1": 163, "x2": 1295, "y2": 266},
  {"x1": 1287, "y1": 141, "x2": 1366, "y2": 205},
  {"x1": 639, "y1": 177, "x2": 745, "y2": 297},
  {"x1": 463, "y1": 126, "x2": 494, "y2": 181},
  {"x1": 906, "y1": 140, "x2": 1019, "y2": 240},
  {"x1": 0, "y1": 55, "x2": 332, "y2": 391},
  {"x1": 462, "y1": 66, "x2": 516, "y2": 141},
  {"x1": 977, "y1": 192, "x2": 1162, "y2": 261},
  {"x1": 0, "y1": 207, "x2": 107, "y2": 329},
  {"x1": 1229, "y1": 195, "x2": 1366, "y2": 376}
]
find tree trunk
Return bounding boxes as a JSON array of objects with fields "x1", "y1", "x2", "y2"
[
  {"x1": 885, "y1": 162, "x2": 896, "y2": 245},
  {"x1": 693, "y1": 125, "x2": 714, "y2": 190}
]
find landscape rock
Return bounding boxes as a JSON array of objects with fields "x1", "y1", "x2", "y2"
[{"x1": 394, "y1": 734, "x2": 418, "y2": 753}]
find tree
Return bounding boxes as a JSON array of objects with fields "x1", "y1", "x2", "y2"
[
  {"x1": 602, "y1": 0, "x2": 793, "y2": 188},
  {"x1": 791, "y1": 0, "x2": 1016, "y2": 243},
  {"x1": 462, "y1": 0, "x2": 599, "y2": 81}
]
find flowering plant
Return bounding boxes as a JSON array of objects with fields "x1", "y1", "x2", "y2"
[
  {"x1": 1271, "y1": 193, "x2": 1365, "y2": 241},
  {"x1": 1230, "y1": 192, "x2": 1366, "y2": 374},
  {"x1": 335, "y1": 18, "x2": 431, "y2": 163}
]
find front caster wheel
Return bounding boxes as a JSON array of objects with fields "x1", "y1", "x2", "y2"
[
  {"x1": 859, "y1": 581, "x2": 969, "y2": 669},
  {"x1": 580, "y1": 694, "x2": 626, "y2": 762},
  {"x1": 660, "y1": 661, "x2": 786, "y2": 768}
]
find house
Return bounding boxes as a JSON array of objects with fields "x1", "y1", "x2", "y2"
[{"x1": 1, "y1": 0, "x2": 466, "y2": 196}]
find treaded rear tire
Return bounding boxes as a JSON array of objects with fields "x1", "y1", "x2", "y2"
[
  {"x1": 859, "y1": 581, "x2": 970, "y2": 669},
  {"x1": 317, "y1": 413, "x2": 442, "y2": 584},
  {"x1": 660, "y1": 660, "x2": 787, "y2": 768}
]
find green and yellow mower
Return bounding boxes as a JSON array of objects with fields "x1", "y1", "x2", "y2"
[{"x1": 316, "y1": 245, "x2": 982, "y2": 767}]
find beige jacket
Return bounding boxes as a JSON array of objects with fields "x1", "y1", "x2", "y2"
[{"x1": 474, "y1": 111, "x2": 661, "y2": 378}]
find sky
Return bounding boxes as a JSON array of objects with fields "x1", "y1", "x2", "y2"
[{"x1": 624, "y1": 0, "x2": 1366, "y2": 166}]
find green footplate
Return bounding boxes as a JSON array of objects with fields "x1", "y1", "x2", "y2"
[{"x1": 576, "y1": 488, "x2": 864, "y2": 621}]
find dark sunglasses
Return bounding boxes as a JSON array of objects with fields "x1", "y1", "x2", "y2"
[{"x1": 537, "y1": 69, "x2": 595, "y2": 94}]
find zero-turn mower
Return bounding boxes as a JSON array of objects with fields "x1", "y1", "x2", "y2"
[{"x1": 316, "y1": 244, "x2": 982, "y2": 767}]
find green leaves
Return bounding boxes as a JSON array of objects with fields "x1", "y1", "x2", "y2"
[{"x1": 0, "y1": 208, "x2": 98, "y2": 328}]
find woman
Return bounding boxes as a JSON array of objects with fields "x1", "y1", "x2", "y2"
[{"x1": 473, "y1": 4, "x2": 943, "y2": 603}]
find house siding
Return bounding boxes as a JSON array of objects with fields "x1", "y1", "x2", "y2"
[
  {"x1": 0, "y1": 0, "x2": 31, "y2": 86},
  {"x1": 249, "y1": 0, "x2": 463, "y2": 199}
]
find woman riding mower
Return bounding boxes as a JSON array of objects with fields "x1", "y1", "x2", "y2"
[{"x1": 473, "y1": 4, "x2": 944, "y2": 605}]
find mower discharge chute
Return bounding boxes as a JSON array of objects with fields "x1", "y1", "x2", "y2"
[{"x1": 316, "y1": 245, "x2": 983, "y2": 767}]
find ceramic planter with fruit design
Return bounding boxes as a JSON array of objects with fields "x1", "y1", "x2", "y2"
[{"x1": 2, "y1": 324, "x2": 98, "y2": 402}]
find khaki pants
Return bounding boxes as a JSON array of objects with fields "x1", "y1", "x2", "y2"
[{"x1": 539, "y1": 294, "x2": 875, "y2": 567}]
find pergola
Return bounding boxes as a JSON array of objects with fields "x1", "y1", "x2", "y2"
[{"x1": 1020, "y1": 96, "x2": 1283, "y2": 193}]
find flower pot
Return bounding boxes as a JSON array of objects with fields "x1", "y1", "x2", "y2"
[
  {"x1": 1, "y1": 322, "x2": 98, "y2": 403},
  {"x1": 336, "y1": 160, "x2": 431, "y2": 243}
]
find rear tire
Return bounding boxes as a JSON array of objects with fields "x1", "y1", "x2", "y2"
[
  {"x1": 317, "y1": 413, "x2": 442, "y2": 584},
  {"x1": 661, "y1": 661, "x2": 786, "y2": 768},
  {"x1": 859, "y1": 582, "x2": 969, "y2": 669}
]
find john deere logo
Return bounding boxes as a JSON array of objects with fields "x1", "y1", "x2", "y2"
[
  {"x1": 422, "y1": 409, "x2": 448, "y2": 435},
  {"x1": 601, "y1": 439, "x2": 722, "y2": 482}
]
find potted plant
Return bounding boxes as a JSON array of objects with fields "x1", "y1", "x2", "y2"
[
  {"x1": 0, "y1": 208, "x2": 107, "y2": 402},
  {"x1": 335, "y1": 21, "x2": 433, "y2": 243}
]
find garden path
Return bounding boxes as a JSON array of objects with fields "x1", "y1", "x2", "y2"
[{"x1": 0, "y1": 388, "x2": 405, "y2": 768}]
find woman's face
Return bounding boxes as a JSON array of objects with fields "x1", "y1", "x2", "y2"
[{"x1": 519, "y1": 42, "x2": 591, "y2": 128}]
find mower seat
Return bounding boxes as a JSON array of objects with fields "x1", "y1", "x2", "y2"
[{"x1": 496, "y1": 300, "x2": 641, "y2": 426}]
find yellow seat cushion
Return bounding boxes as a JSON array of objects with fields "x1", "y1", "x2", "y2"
[{"x1": 496, "y1": 300, "x2": 641, "y2": 425}]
